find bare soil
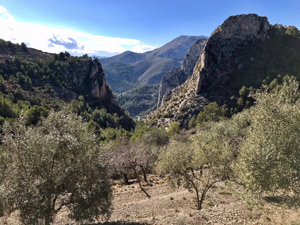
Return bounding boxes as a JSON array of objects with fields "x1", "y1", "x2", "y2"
[{"x1": 1, "y1": 175, "x2": 300, "y2": 225}]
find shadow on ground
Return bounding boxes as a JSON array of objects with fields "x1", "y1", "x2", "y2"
[{"x1": 264, "y1": 195, "x2": 300, "y2": 208}]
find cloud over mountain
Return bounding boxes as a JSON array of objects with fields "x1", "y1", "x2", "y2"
[{"x1": 0, "y1": 5, "x2": 155, "y2": 56}]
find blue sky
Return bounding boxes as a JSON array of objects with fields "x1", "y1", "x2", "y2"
[{"x1": 0, "y1": 0, "x2": 300, "y2": 56}]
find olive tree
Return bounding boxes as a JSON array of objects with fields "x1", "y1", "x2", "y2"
[
  {"x1": 0, "y1": 110, "x2": 112, "y2": 225},
  {"x1": 237, "y1": 77, "x2": 300, "y2": 195},
  {"x1": 157, "y1": 116, "x2": 245, "y2": 210}
]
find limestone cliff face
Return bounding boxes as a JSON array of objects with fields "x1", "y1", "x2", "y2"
[
  {"x1": 62, "y1": 57, "x2": 108, "y2": 100},
  {"x1": 157, "y1": 68, "x2": 188, "y2": 108},
  {"x1": 148, "y1": 14, "x2": 274, "y2": 128},
  {"x1": 195, "y1": 14, "x2": 271, "y2": 96},
  {"x1": 182, "y1": 38, "x2": 207, "y2": 76},
  {"x1": 88, "y1": 58, "x2": 107, "y2": 98},
  {"x1": 157, "y1": 37, "x2": 207, "y2": 108}
]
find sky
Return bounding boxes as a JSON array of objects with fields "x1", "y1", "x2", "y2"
[{"x1": 0, "y1": 0, "x2": 300, "y2": 57}]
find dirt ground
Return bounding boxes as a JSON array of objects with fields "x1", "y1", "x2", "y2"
[{"x1": 1, "y1": 175, "x2": 300, "y2": 225}]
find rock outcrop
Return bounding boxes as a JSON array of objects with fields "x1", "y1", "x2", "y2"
[
  {"x1": 88, "y1": 58, "x2": 107, "y2": 98},
  {"x1": 195, "y1": 14, "x2": 271, "y2": 96},
  {"x1": 157, "y1": 68, "x2": 188, "y2": 108},
  {"x1": 59, "y1": 57, "x2": 109, "y2": 101},
  {"x1": 157, "y1": 37, "x2": 207, "y2": 108},
  {"x1": 148, "y1": 14, "x2": 300, "y2": 128},
  {"x1": 182, "y1": 38, "x2": 208, "y2": 76}
]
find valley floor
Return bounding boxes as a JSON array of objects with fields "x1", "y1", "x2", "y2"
[{"x1": 2, "y1": 175, "x2": 300, "y2": 225}]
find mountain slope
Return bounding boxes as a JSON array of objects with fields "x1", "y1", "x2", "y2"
[
  {"x1": 115, "y1": 37, "x2": 207, "y2": 117},
  {"x1": 116, "y1": 84, "x2": 159, "y2": 118},
  {"x1": 157, "y1": 37, "x2": 207, "y2": 108},
  {"x1": 100, "y1": 35, "x2": 205, "y2": 93},
  {"x1": 149, "y1": 14, "x2": 300, "y2": 128},
  {"x1": 0, "y1": 39, "x2": 135, "y2": 130}
]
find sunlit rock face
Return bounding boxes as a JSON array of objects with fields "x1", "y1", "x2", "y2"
[{"x1": 157, "y1": 37, "x2": 207, "y2": 108}]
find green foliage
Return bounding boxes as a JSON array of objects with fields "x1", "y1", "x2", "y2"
[
  {"x1": 102, "y1": 127, "x2": 117, "y2": 140},
  {"x1": 268, "y1": 78, "x2": 279, "y2": 90},
  {"x1": 189, "y1": 102, "x2": 228, "y2": 129},
  {"x1": 116, "y1": 84, "x2": 159, "y2": 117},
  {"x1": 239, "y1": 86, "x2": 250, "y2": 97},
  {"x1": 285, "y1": 26, "x2": 300, "y2": 38},
  {"x1": 25, "y1": 105, "x2": 49, "y2": 125},
  {"x1": 0, "y1": 110, "x2": 112, "y2": 224},
  {"x1": 163, "y1": 110, "x2": 174, "y2": 118},
  {"x1": 130, "y1": 121, "x2": 169, "y2": 146},
  {"x1": 188, "y1": 116, "x2": 197, "y2": 129},
  {"x1": 0, "y1": 95, "x2": 18, "y2": 118},
  {"x1": 0, "y1": 75, "x2": 6, "y2": 92},
  {"x1": 168, "y1": 121, "x2": 180, "y2": 135},
  {"x1": 139, "y1": 127, "x2": 169, "y2": 146},
  {"x1": 157, "y1": 109, "x2": 249, "y2": 209},
  {"x1": 237, "y1": 77, "x2": 300, "y2": 195}
]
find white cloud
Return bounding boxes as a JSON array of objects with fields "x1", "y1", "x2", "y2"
[
  {"x1": 131, "y1": 45, "x2": 156, "y2": 53},
  {"x1": 0, "y1": 5, "x2": 156, "y2": 56}
]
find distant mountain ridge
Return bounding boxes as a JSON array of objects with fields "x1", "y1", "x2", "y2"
[{"x1": 99, "y1": 35, "x2": 207, "y2": 93}]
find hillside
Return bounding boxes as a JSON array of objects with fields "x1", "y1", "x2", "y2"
[
  {"x1": 99, "y1": 35, "x2": 205, "y2": 93},
  {"x1": 112, "y1": 36, "x2": 207, "y2": 117},
  {"x1": 157, "y1": 37, "x2": 207, "y2": 108},
  {"x1": 0, "y1": 39, "x2": 135, "y2": 130},
  {"x1": 116, "y1": 84, "x2": 159, "y2": 118},
  {"x1": 149, "y1": 14, "x2": 300, "y2": 128}
]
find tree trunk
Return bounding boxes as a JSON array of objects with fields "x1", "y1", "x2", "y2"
[
  {"x1": 140, "y1": 165, "x2": 152, "y2": 186},
  {"x1": 45, "y1": 195, "x2": 52, "y2": 225},
  {"x1": 121, "y1": 172, "x2": 131, "y2": 185},
  {"x1": 198, "y1": 191, "x2": 206, "y2": 210},
  {"x1": 195, "y1": 187, "x2": 201, "y2": 210},
  {"x1": 45, "y1": 216, "x2": 51, "y2": 225},
  {"x1": 132, "y1": 167, "x2": 151, "y2": 198}
]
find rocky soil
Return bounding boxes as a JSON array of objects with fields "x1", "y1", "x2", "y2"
[{"x1": 1, "y1": 175, "x2": 300, "y2": 225}]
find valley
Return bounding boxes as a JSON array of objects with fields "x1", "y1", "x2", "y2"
[{"x1": 1, "y1": 11, "x2": 300, "y2": 225}]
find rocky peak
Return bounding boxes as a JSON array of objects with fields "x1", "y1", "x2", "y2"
[
  {"x1": 89, "y1": 58, "x2": 107, "y2": 98},
  {"x1": 60, "y1": 57, "x2": 108, "y2": 100},
  {"x1": 195, "y1": 14, "x2": 271, "y2": 95},
  {"x1": 213, "y1": 14, "x2": 271, "y2": 40},
  {"x1": 148, "y1": 14, "x2": 280, "y2": 128}
]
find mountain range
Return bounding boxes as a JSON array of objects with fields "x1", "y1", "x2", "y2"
[{"x1": 99, "y1": 35, "x2": 206, "y2": 93}]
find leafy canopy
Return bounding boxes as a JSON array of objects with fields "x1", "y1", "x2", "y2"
[
  {"x1": 0, "y1": 110, "x2": 112, "y2": 225},
  {"x1": 237, "y1": 77, "x2": 300, "y2": 194}
]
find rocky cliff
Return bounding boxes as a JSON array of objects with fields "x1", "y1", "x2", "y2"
[
  {"x1": 56, "y1": 57, "x2": 108, "y2": 100},
  {"x1": 157, "y1": 38, "x2": 207, "y2": 108},
  {"x1": 195, "y1": 14, "x2": 271, "y2": 97},
  {"x1": 182, "y1": 38, "x2": 208, "y2": 76},
  {"x1": 148, "y1": 14, "x2": 300, "y2": 128}
]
